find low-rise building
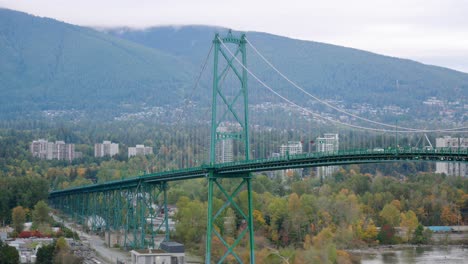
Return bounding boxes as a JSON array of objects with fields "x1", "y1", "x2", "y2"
[
  {"x1": 0, "y1": 226, "x2": 12, "y2": 241},
  {"x1": 131, "y1": 241, "x2": 185, "y2": 264}
]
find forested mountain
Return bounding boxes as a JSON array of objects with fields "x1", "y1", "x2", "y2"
[
  {"x1": 107, "y1": 26, "x2": 468, "y2": 109},
  {"x1": 1, "y1": 8, "x2": 467, "y2": 121},
  {"x1": 0, "y1": 9, "x2": 192, "y2": 119}
]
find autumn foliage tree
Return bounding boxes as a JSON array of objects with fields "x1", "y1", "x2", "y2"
[
  {"x1": 440, "y1": 205, "x2": 460, "y2": 225},
  {"x1": 12, "y1": 206, "x2": 26, "y2": 234},
  {"x1": 379, "y1": 204, "x2": 400, "y2": 227},
  {"x1": 400, "y1": 210, "x2": 419, "y2": 242}
]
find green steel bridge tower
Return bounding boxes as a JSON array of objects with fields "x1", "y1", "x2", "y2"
[{"x1": 206, "y1": 31, "x2": 255, "y2": 264}]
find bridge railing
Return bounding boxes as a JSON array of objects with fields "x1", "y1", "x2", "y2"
[{"x1": 214, "y1": 147, "x2": 468, "y2": 168}]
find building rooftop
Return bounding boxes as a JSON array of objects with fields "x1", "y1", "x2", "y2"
[
  {"x1": 160, "y1": 241, "x2": 185, "y2": 253},
  {"x1": 132, "y1": 249, "x2": 166, "y2": 254}
]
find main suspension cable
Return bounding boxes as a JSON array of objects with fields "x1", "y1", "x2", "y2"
[
  {"x1": 245, "y1": 37, "x2": 468, "y2": 133},
  {"x1": 175, "y1": 42, "x2": 214, "y2": 125},
  {"x1": 219, "y1": 37, "x2": 467, "y2": 134}
]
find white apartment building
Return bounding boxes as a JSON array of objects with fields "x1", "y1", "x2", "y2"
[
  {"x1": 31, "y1": 139, "x2": 78, "y2": 161},
  {"x1": 215, "y1": 125, "x2": 234, "y2": 163},
  {"x1": 316, "y1": 133, "x2": 339, "y2": 152},
  {"x1": 95, "y1": 141, "x2": 119, "y2": 157},
  {"x1": 30, "y1": 139, "x2": 48, "y2": 159},
  {"x1": 128, "y1": 144, "x2": 153, "y2": 158},
  {"x1": 436, "y1": 136, "x2": 467, "y2": 177},
  {"x1": 279, "y1": 141, "x2": 303, "y2": 177},
  {"x1": 216, "y1": 139, "x2": 234, "y2": 163},
  {"x1": 316, "y1": 133, "x2": 339, "y2": 178},
  {"x1": 280, "y1": 141, "x2": 303, "y2": 156}
]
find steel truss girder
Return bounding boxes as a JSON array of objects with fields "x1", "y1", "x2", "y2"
[
  {"x1": 49, "y1": 181, "x2": 170, "y2": 250},
  {"x1": 49, "y1": 149, "x2": 468, "y2": 199},
  {"x1": 214, "y1": 149, "x2": 468, "y2": 174}
]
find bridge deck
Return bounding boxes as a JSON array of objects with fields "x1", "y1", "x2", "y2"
[{"x1": 49, "y1": 148, "x2": 467, "y2": 197}]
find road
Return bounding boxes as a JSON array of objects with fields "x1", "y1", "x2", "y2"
[
  {"x1": 80, "y1": 231, "x2": 131, "y2": 264},
  {"x1": 52, "y1": 214, "x2": 131, "y2": 264}
]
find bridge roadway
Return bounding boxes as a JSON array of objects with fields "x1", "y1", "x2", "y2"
[{"x1": 49, "y1": 147, "x2": 468, "y2": 197}]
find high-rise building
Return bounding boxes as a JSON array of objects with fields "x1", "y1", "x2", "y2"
[
  {"x1": 316, "y1": 133, "x2": 339, "y2": 178},
  {"x1": 31, "y1": 139, "x2": 78, "y2": 162},
  {"x1": 30, "y1": 139, "x2": 48, "y2": 159},
  {"x1": 128, "y1": 145, "x2": 153, "y2": 158},
  {"x1": 316, "y1": 133, "x2": 339, "y2": 152},
  {"x1": 435, "y1": 136, "x2": 467, "y2": 177},
  {"x1": 215, "y1": 125, "x2": 234, "y2": 163},
  {"x1": 279, "y1": 141, "x2": 303, "y2": 177},
  {"x1": 95, "y1": 141, "x2": 119, "y2": 157},
  {"x1": 280, "y1": 141, "x2": 303, "y2": 156}
]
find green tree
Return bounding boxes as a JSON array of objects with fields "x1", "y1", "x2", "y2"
[
  {"x1": 36, "y1": 242, "x2": 55, "y2": 264},
  {"x1": 0, "y1": 185, "x2": 12, "y2": 225},
  {"x1": 33, "y1": 200, "x2": 51, "y2": 225},
  {"x1": 266, "y1": 197, "x2": 288, "y2": 246},
  {"x1": 54, "y1": 237, "x2": 69, "y2": 253},
  {"x1": 0, "y1": 241, "x2": 20, "y2": 264},
  {"x1": 12, "y1": 206, "x2": 26, "y2": 234},
  {"x1": 53, "y1": 237, "x2": 81, "y2": 264},
  {"x1": 174, "y1": 197, "x2": 207, "y2": 245},
  {"x1": 303, "y1": 228, "x2": 337, "y2": 264},
  {"x1": 379, "y1": 203, "x2": 400, "y2": 227},
  {"x1": 377, "y1": 224, "x2": 397, "y2": 244},
  {"x1": 286, "y1": 193, "x2": 307, "y2": 245},
  {"x1": 412, "y1": 224, "x2": 432, "y2": 244}
]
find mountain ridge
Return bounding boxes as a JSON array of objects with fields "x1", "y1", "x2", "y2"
[
  {"x1": 0, "y1": 8, "x2": 193, "y2": 118},
  {"x1": 0, "y1": 8, "x2": 466, "y2": 123},
  {"x1": 105, "y1": 26, "x2": 467, "y2": 112}
]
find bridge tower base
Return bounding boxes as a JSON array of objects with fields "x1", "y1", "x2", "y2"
[{"x1": 206, "y1": 174, "x2": 255, "y2": 263}]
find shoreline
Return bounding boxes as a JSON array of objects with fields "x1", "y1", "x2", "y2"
[{"x1": 348, "y1": 243, "x2": 467, "y2": 255}]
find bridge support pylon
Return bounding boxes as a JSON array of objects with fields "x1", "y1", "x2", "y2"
[
  {"x1": 50, "y1": 180, "x2": 171, "y2": 251},
  {"x1": 122, "y1": 181, "x2": 170, "y2": 249},
  {"x1": 206, "y1": 31, "x2": 255, "y2": 263},
  {"x1": 206, "y1": 174, "x2": 255, "y2": 264}
]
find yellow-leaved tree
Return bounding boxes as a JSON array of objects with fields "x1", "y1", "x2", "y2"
[{"x1": 400, "y1": 210, "x2": 418, "y2": 242}]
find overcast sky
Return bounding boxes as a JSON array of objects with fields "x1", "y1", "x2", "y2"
[{"x1": 1, "y1": 0, "x2": 468, "y2": 73}]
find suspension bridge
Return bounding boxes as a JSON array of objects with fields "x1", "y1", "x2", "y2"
[{"x1": 49, "y1": 31, "x2": 468, "y2": 264}]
